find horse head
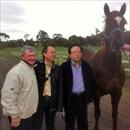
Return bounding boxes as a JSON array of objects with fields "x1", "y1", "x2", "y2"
[{"x1": 104, "y1": 3, "x2": 127, "y2": 52}]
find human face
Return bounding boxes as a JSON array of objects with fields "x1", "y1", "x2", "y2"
[
  {"x1": 22, "y1": 50, "x2": 36, "y2": 65},
  {"x1": 44, "y1": 46, "x2": 56, "y2": 63},
  {"x1": 69, "y1": 46, "x2": 82, "y2": 63}
]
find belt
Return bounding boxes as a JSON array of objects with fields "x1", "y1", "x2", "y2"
[
  {"x1": 72, "y1": 92, "x2": 85, "y2": 96},
  {"x1": 43, "y1": 96, "x2": 51, "y2": 101}
]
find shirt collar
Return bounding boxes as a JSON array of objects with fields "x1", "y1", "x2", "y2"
[
  {"x1": 71, "y1": 60, "x2": 81, "y2": 68},
  {"x1": 44, "y1": 60, "x2": 53, "y2": 67},
  {"x1": 21, "y1": 60, "x2": 36, "y2": 68}
]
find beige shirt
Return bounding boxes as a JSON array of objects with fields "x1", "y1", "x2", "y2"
[
  {"x1": 43, "y1": 63, "x2": 52, "y2": 96},
  {"x1": 1, "y1": 61, "x2": 39, "y2": 119}
]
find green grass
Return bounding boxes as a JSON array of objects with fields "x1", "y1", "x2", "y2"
[
  {"x1": 123, "y1": 78, "x2": 130, "y2": 98},
  {"x1": 0, "y1": 47, "x2": 21, "y2": 57},
  {"x1": 0, "y1": 46, "x2": 129, "y2": 77}
]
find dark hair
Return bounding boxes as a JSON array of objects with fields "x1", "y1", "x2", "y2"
[
  {"x1": 68, "y1": 44, "x2": 82, "y2": 54},
  {"x1": 42, "y1": 45, "x2": 48, "y2": 55},
  {"x1": 42, "y1": 45, "x2": 54, "y2": 60}
]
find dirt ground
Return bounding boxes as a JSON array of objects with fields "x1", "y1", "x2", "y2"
[{"x1": 0, "y1": 57, "x2": 130, "y2": 130}]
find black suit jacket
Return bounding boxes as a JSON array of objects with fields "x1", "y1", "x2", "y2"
[
  {"x1": 34, "y1": 60, "x2": 62, "y2": 111},
  {"x1": 61, "y1": 59, "x2": 96, "y2": 109}
]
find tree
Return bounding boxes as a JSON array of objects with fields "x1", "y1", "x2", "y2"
[
  {"x1": 52, "y1": 33, "x2": 68, "y2": 46},
  {"x1": 95, "y1": 28, "x2": 100, "y2": 34},
  {"x1": 36, "y1": 30, "x2": 50, "y2": 46},
  {"x1": 68, "y1": 35, "x2": 80, "y2": 45},
  {"x1": 124, "y1": 31, "x2": 130, "y2": 44},
  {"x1": 52, "y1": 33, "x2": 62, "y2": 40},
  {"x1": 24, "y1": 34, "x2": 30, "y2": 41},
  {"x1": 0, "y1": 32, "x2": 10, "y2": 41}
]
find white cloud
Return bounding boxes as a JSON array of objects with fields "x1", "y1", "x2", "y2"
[{"x1": 1, "y1": 0, "x2": 130, "y2": 40}]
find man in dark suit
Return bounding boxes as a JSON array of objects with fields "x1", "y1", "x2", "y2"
[
  {"x1": 60, "y1": 44, "x2": 96, "y2": 130},
  {"x1": 32, "y1": 45, "x2": 62, "y2": 130}
]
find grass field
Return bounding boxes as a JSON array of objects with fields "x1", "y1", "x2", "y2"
[{"x1": 0, "y1": 45, "x2": 129, "y2": 77}]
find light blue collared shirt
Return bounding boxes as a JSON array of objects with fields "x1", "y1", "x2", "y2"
[{"x1": 71, "y1": 60, "x2": 85, "y2": 94}]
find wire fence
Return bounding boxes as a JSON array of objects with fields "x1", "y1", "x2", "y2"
[{"x1": 8, "y1": 50, "x2": 130, "y2": 72}]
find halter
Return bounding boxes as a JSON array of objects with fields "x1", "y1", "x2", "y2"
[{"x1": 104, "y1": 27, "x2": 124, "y2": 51}]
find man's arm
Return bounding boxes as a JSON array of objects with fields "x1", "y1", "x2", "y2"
[{"x1": 1, "y1": 70, "x2": 21, "y2": 127}]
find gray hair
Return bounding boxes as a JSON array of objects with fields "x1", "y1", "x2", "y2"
[{"x1": 21, "y1": 45, "x2": 35, "y2": 55}]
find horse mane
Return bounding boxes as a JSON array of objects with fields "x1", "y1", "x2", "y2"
[{"x1": 82, "y1": 48, "x2": 95, "y2": 62}]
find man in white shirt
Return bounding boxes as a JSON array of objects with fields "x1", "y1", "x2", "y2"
[{"x1": 1, "y1": 45, "x2": 39, "y2": 130}]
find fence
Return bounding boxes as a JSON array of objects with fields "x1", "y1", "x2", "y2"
[
  {"x1": 55, "y1": 52, "x2": 130, "y2": 72},
  {"x1": 10, "y1": 50, "x2": 130, "y2": 72},
  {"x1": 122, "y1": 52, "x2": 130, "y2": 72},
  {"x1": 122, "y1": 60, "x2": 130, "y2": 72}
]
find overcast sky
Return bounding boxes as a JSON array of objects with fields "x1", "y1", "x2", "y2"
[{"x1": 1, "y1": 0, "x2": 130, "y2": 40}]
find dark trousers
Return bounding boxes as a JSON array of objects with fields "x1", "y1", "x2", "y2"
[
  {"x1": 8, "y1": 116, "x2": 33, "y2": 130},
  {"x1": 32, "y1": 99, "x2": 56, "y2": 130},
  {"x1": 65, "y1": 93, "x2": 88, "y2": 130}
]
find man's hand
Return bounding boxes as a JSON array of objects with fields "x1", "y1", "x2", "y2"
[
  {"x1": 11, "y1": 115, "x2": 21, "y2": 127},
  {"x1": 57, "y1": 112, "x2": 65, "y2": 120},
  {"x1": 61, "y1": 112, "x2": 65, "y2": 119}
]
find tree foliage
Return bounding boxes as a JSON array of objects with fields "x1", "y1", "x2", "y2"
[
  {"x1": 0, "y1": 30, "x2": 130, "y2": 47},
  {"x1": 36, "y1": 30, "x2": 50, "y2": 46},
  {"x1": 24, "y1": 34, "x2": 30, "y2": 41},
  {"x1": 0, "y1": 32, "x2": 10, "y2": 41}
]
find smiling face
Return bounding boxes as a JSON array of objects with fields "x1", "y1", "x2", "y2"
[
  {"x1": 43, "y1": 46, "x2": 56, "y2": 63},
  {"x1": 22, "y1": 50, "x2": 36, "y2": 65}
]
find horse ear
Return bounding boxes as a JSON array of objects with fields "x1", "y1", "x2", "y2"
[
  {"x1": 104, "y1": 3, "x2": 110, "y2": 15},
  {"x1": 120, "y1": 3, "x2": 126, "y2": 15}
]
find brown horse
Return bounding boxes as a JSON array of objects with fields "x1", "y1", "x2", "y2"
[{"x1": 82, "y1": 3, "x2": 127, "y2": 130}]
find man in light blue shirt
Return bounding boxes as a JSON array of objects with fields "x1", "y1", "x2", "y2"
[
  {"x1": 71, "y1": 61, "x2": 85, "y2": 94},
  {"x1": 60, "y1": 44, "x2": 96, "y2": 130}
]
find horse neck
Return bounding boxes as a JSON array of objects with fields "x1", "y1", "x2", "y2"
[{"x1": 102, "y1": 45, "x2": 122, "y2": 71}]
